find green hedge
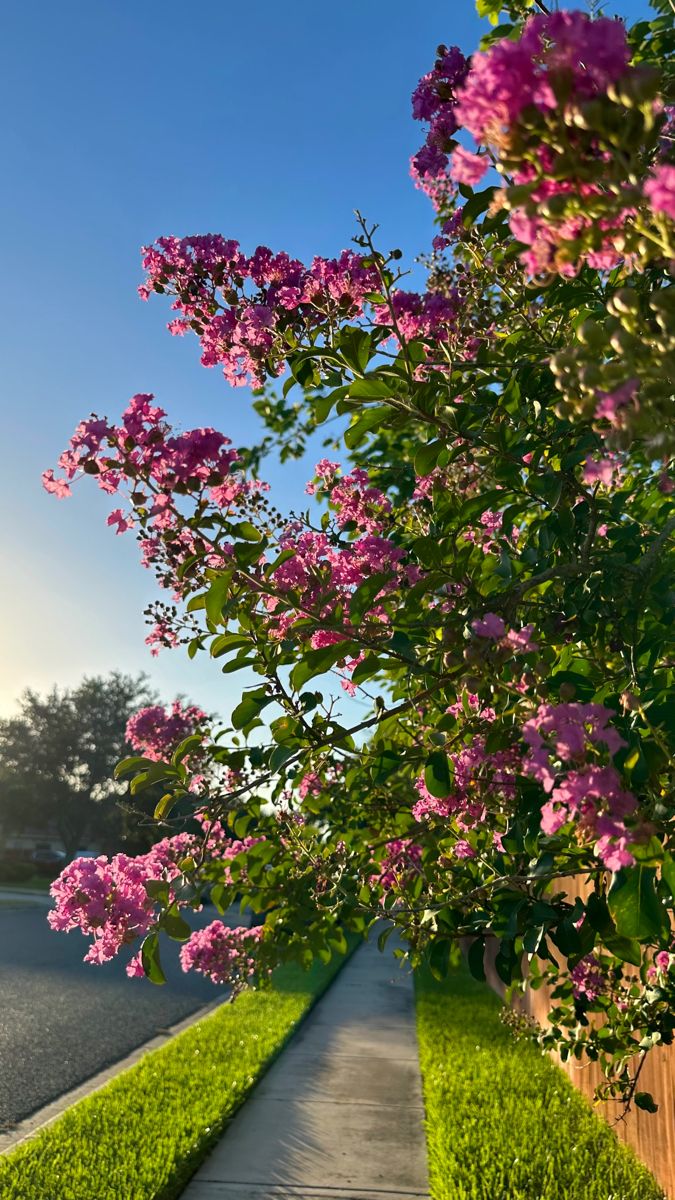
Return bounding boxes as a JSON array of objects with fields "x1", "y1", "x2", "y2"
[
  {"x1": 0, "y1": 949, "x2": 353, "y2": 1200},
  {"x1": 415, "y1": 966, "x2": 665, "y2": 1200}
]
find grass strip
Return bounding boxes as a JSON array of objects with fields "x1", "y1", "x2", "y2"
[
  {"x1": 0, "y1": 876, "x2": 53, "y2": 892},
  {"x1": 0, "y1": 947, "x2": 354, "y2": 1200},
  {"x1": 415, "y1": 966, "x2": 665, "y2": 1200}
]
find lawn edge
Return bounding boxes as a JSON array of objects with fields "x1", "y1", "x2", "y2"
[
  {"x1": 0, "y1": 936, "x2": 361, "y2": 1200},
  {"x1": 0, "y1": 994, "x2": 225, "y2": 1154}
]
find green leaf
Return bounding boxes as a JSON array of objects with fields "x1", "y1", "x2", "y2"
[
  {"x1": 661, "y1": 855, "x2": 675, "y2": 898},
  {"x1": 290, "y1": 642, "x2": 355, "y2": 691},
  {"x1": 232, "y1": 521, "x2": 262, "y2": 543},
  {"x1": 344, "y1": 406, "x2": 395, "y2": 450},
  {"x1": 205, "y1": 574, "x2": 232, "y2": 626},
  {"x1": 348, "y1": 376, "x2": 394, "y2": 401},
  {"x1": 635, "y1": 1092, "x2": 659, "y2": 1114},
  {"x1": 429, "y1": 937, "x2": 451, "y2": 981},
  {"x1": 351, "y1": 653, "x2": 383, "y2": 685},
  {"x1": 154, "y1": 792, "x2": 179, "y2": 821},
  {"x1": 172, "y1": 734, "x2": 204, "y2": 765},
  {"x1": 130, "y1": 762, "x2": 175, "y2": 795},
  {"x1": 608, "y1": 867, "x2": 666, "y2": 941},
  {"x1": 495, "y1": 938, "x2": 519, "y2": 985},
  {"x1": 144, "y1": 879, "x2": 170, "y2": 903},
  {"x1": 114, "y1": 755, "x2": 151, "y2": 780},
  {"x1": 424, "y1": 751, "x2": 451, "y2": 799},
  {"x1": 269, "y1": 744, "x2": 296, "y2": 772},
  {"x1": 603, "y1": 933, "x2": 642, "y2": 967},
  {"x1": 162, "y1": 911, "x2": 192, "y2": 942},
  {"x1": 210, "y1": 883, "x2": 228, "y2": 914},
  {"x1": 585, "y1": 892, "x2": 614, "y2": 937},
  {"x1": 349, "y1": 573, "x2": 390, "y2": 623},
  {"x1": 414, "y1": 440, "x2": 445, "y2": 477},
  {"x1": 461, "y1": 186, "x2": 497, "y2": 227},
  {"x1": 551, "y1": 917, "x2": 582, "y2": 958},
  {"x1": 231, "y1": 689, "x2": 271, "y2": 730},
  {"x1": 140, "y1": 933, "x2": 166, "y2": 986},
  {"x1": 210, "y1": 633, "x2": 251, "y2": 658},
  {"x1": 339, "y1": 327, "x2": 373, "y2": 374}
]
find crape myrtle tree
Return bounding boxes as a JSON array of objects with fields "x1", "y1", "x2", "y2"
[{"x1": 44, "y1": 0, "x2": 675, "y2": 1111}]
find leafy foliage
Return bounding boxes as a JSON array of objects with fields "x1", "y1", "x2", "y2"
[{"x1": 42, "y1": 3, "x2": 675, "y2": 1109}]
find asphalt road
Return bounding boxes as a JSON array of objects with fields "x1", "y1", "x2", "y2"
[{"x1": 0, "y1": 901, "x2": 227, "y2": 1129}]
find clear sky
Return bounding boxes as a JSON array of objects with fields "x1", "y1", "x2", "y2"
[{"x1": 0, "y1": 0, "x2": 652, "y2": 717}]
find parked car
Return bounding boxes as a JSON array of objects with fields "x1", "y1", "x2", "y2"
[
  {"x1": 73, "y1": 849, "x2": 99, "y2": 859},
  {"x1": 30, "y1": 848, "x2": 66, "y2": 874}
]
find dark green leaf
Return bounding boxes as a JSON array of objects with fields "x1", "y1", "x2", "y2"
[
  {"x1": 140, "y1": 933, "x2": 166, "y2": 986},
  {"x1": 608, "y1": 867, "x2": 666, "y2": 941}
]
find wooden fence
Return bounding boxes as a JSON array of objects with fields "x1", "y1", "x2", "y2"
[{"x1": 481, "y1": 876, "x2": 675, "y2": 1197}]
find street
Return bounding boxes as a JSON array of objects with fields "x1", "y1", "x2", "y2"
[{"x1": 0, "y1": 901, "x2": 227, "y2": 1129}]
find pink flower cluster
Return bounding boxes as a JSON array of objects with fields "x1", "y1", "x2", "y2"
[
  {"x1": 179, "y1": 921, "x2": 264, "y2": 986},
  {"x1": 472, "y1": 613, "x2": 537, "y2": 653},
  {"x1": 413, "y1": 736, "x2": 517, "y2": 827},
  {"x1": 48, "y1": 835, "x2": 192, "y2": 972},
  {"x1": 297, "y1": 762, "x2": 342, "y2": 801},
  {"x1": 645, "y1": 164, "x2": 675, "y2": 222},
  {"x1": 139, "y1": 236, "x2": 383, "y2": 387},
  {"x1": 410, "y1": 44, "x2": 469, "y2": 189},
  {"x1": 221, "y1": 835, "x2": 265, "y2": 886},
  {"x1": 582, "y1": 454, "x2": 624, "y2": 489},
  {"x1": 372, "y1": 289, "x2": 459, "y2": 345},
  {"x1": 43, "y1": 395, "x2": 265, "y2": 629},
  {"x1": 455, "y1": 11, "x2": 630, "y2": 146},
  {"x1": 570, "y1": 953, "x2": 606, "y2": 1002},
  {"x1": 441, "y1": 11, "x2": 654, "y2": 276},
  {"x1": 306, "y1": 461, "x2": 391, "y2": 534},
  {"x1": 464, "y1": 509, "x2": 519, "y2": 555},
  {"x1": 264, "y1": 527, "x2": 412, "y2": 644},
  {"x1": 43, "y1": 393, "x2": 241, "y2": 505},
  {"x1": 372, "y1": 839, "x2": 423, "y2": 893},
  {"x1": 522, "y1": 703, "x2": 637, "y2": 870},
  {"x1": 126, "y1": 699, "x2": 208, "y2": 761}
]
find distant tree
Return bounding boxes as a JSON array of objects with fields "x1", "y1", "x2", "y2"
[{"x1": 0, "y1": 673, "x2": 155, "y2": 859}]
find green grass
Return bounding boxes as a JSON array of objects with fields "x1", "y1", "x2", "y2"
[
  {"x1": 0, "y1": 875, "x2": 54, "y2": 892},
  {"x1": 415, "y1": 966, "x2": 665, "y2": 1200},
  {"x1": 0, "y1": 948, "x2": 354, "y2": 1200}
]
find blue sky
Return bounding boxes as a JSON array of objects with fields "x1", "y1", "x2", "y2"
[{"x1": 0, "y1": 0, "x2": 652, "y2": 716}]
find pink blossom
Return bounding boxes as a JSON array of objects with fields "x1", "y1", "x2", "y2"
[
  {"x1": 504, "y1": 624, "x2": 537, "y2": 653},
  {"x1": 48, "y1": 836, "x2": 194, "y2": 968},
  {"x1": 594, "y1": 379, "x2": 639, "y2": 426},
  {"x1": 644, "y1": 165, "x2": 675, "y2": 221},
  {"x1": 449, "y1": 147, "x2": 488, "y2": 187},
  {"x1": 107, "y1": 508, "x2": 134, "y2": 535},
  {"x1": 570, "y1": 954, "x2": 605, "y2": 1002},
  {"x1": 180, "y1": 922, "x2": 264, "y2": 986},
  {"x1": 583, "y1": 456, "x2": 621, "y2": 488},
  {"x1": 371, "y1": 839, "x2": 423, "y2": 894},
  {"x1": 42, "y1": 469, "x2": 72, "y2": 498},
  {"x1": 456, "y1": 12, "x2": 630, "y2": 145},
  {"x1": 452, "y1": 839, "x2": 476, "y2": 859},
  {"x1": 472, "y1": 613, "x2": 506, "y2": 639},
  {"x1": 126, "y1": 699, "x2": 207, "y2": 761}
]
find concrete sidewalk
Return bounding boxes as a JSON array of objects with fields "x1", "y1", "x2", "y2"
[{"x1": 181, "y1": 937, "x2": 430, "y2": 1200}]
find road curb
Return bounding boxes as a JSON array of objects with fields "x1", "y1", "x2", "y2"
[
  {"x1": 0, "y1": 888, "x2": 52, "y2": 905},
  {"x1": 0, "y1": 995, "x2": 225, "y2": 1155}
]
